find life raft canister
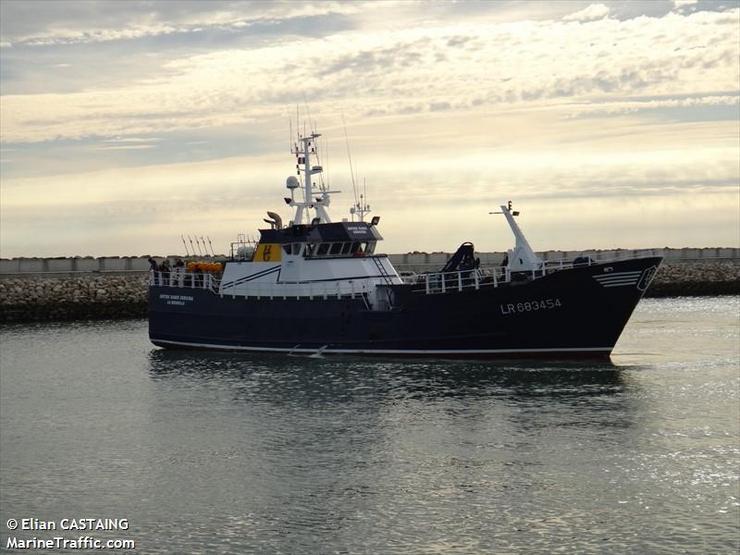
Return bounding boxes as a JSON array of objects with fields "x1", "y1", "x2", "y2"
[{"x1": 186, "y1": 262, "x2": 223, "y2": 273}]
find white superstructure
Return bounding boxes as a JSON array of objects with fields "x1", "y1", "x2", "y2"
[{"x1": 218, "y1": 128, "x2": 402, "y2": 305}]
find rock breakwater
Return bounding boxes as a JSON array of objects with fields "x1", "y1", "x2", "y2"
[
  {"x1": 648, "y1": 260, "x2": 739, "y2": 297},
  {"x1": 0, "y1": 260, "x2": 737, "y2": 323},
  {"x1": 0, "y1": 274, "x2": 148, "y2": 323}
]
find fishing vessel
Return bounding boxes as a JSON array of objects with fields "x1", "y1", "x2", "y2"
[{"x1": 148, "y1": 129, "x2": 661, "y2": 358}]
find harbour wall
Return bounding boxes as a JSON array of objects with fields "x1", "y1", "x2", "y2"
[
  {"x1": 1, "y1": 247, "x2": 737, "y2": 275},
  {"x1": 0, "y1": 250, "x2": 737, "y2": 322}
]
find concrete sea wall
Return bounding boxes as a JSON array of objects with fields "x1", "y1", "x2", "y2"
[
  {"x1": 0, "y1": 251, "x2": 738, "y2": 323},
  {"x1": 1, "y1": 248, "x2": 737, "y2": 275}
]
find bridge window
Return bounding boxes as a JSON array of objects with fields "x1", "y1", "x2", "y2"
[
  {"x1": 282, "y1": 243, "x2": 304, "y2": 255},
  {"x1": 302, "y1": 241, "x2": 376, "y2": 258}
]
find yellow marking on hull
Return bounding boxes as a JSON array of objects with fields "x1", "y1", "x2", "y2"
[{"x1": 255, "y1": 243, "x2": 282, "y2": 262}]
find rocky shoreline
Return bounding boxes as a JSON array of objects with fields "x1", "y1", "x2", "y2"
[
  {"x1": 0, "y1": 275, "x2": 148, "y2": 323},
  {"x1": 645, "y1": 260, "x2": 739, "y2": 297},
  {"x1": 0, "y1": 261, "x2": 737, "y2": 323}
]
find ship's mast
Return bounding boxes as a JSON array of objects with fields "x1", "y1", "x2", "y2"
[
  {"x1": 490, "y1": 201, "x2": 543, "y2": 272},
  {"x1": 350, "y1": 192, "x2": 371, "y2": 222},
  {"x1": 288, "y1": 131, "x2": 335, "y2": 225}
]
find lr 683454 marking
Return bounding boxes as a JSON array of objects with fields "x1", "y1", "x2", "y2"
[{"x1": 500, "y1": 298, "x2": 562, "y2": 315}]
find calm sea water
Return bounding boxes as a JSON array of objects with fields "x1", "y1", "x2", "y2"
[{"x1": 1, "y1": 297, "x2": 738, "y2": 554}]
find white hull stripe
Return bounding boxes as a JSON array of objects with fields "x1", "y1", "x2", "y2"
[
  {"x1": 593, "y1": 271, "x2": 641, "y2": 288},
  {"x1": 222, "y1": 265, "x2": 281, "y2": 288},
  {"x1": 597, "y1": 276, "x2": 639, "y2": 282},
  {"x1": 594, "y1": 276, "x2": 640, "y2": 281},
  {"x1": 150, "y1": 338, "x2": 612, "y2": 355},
  {"x1": 595, "y1": 271, "x2": 641, "y2": 277}
]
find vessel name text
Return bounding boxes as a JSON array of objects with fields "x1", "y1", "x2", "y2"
[{"x1": 159, "y1": 294, "x2": 194, "y2": 306}]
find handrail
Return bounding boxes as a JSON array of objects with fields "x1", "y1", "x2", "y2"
[
  {"x1": 404, "y1": 268, "x2": 503, "y2": 294},
  {"x1": 393, "y1": 250, "x2": 670, "y2": 274},
  {"x1": 403, "y1": 250, "x2": 663, "y2": 295},
  {"x1": 148, "y1": 250, "x2": 662, "y2": 299},
  {"x1": 149, "y1": 270, "x2": 221, "y2": 293},
  {"x1": 224, "y1": 279, "x2": 372, "y2": 300}
]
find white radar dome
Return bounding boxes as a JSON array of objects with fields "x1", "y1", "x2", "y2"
[{"x1": 286, "y1": 176, "x2": 300, "y2": 189}]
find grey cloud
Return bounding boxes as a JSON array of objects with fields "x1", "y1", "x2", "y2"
[
  {"x1": 320, "y1": 48, "x2": 397, "y2": 76},
  {"x1": 1, "y1": 8, "x2": 353, "y2": 95},
  {"x1": 363, "y1": 108, "x2": 387, "y2": 117},
  {"x1": 0, "y1": 125, "x2": 278, "y2": 180},
  {"x1": 544, "y1": 62, "x2": 679, "y2": 100},
  {"x1": 429, "y1": 101, "x2": 452, "y2": 112},
  {"x1": 319, "y1": 40, "x2": 427, "y2": 77},
  {"x1": 398, "y1": 105, "x2": 423, "y2": 114},
  {"x1": 1, "y1": 1, "x2": 274, "y2": 42},
  {"x1": 446, "y1": 36, "x2": 471, "y2": 47},
  {"x1": 1, "y1": 1, "x2": 353, "y2": 48}
]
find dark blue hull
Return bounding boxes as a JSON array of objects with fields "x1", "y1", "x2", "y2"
[{"x1": 149, "y1": 257, "x2": 661, "y2": 358}]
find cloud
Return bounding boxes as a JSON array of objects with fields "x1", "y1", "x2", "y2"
[
  {"x1": 565, "y1": 94, "x2": 739, "y2": 117},
  {"x1": 0, "y1": 1, "x2": 362, "y2": 47},
  {"x1": 563, "y1": 3, "x2": 610, "y2": 22},
  {"x1": 94, "y1": 144, "x2": 158, "y2": 151},
  {"x1": 1, "y1": 1, "x2": 738, "y2": 256},
  {"x1": 2, "y1": 7, "x2": 738, "y2": 144}
]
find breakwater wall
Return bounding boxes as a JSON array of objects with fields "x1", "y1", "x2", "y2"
[
  {"x1": 1, "y1": 253, "x2": 737, "y2": 323},
  {"x1": 0, "y1": 275, "x2": 148, "y2": 322},
  {"x1": 1, "y1": 248, "x2": 738, "y2": 275}
]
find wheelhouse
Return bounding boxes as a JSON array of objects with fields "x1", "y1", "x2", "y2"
[{"x1": 232, "y1": 220, "x2": 382, "y2": 262}]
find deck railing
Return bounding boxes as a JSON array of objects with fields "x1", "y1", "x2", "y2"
[
  {"x1": 402, "y1": 268, "x2": 508, "y2": 294},
  {"x1": 149, "y1": 271, "x2": 220, "y2": 293},
  {"x1": 403, "y1": 251, "x2": 660, "y2": 295},
  {"x1": 394, "y1": 250, "x2": 662, "y2": 274},
  {"x1": 149, "y1": 251, "x2": 657, "y2": 299},
  {"x1": 220, "y1": 280, "x2": 374, "y2": 305},
  {"x1": 151, "y1": 270, "x2": 375, "y2": 305}
]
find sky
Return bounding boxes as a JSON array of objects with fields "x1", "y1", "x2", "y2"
[{"x1": 0, "y1": 0, "x2": 738, "y2": 257}]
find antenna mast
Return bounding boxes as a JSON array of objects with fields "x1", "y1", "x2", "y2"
[
  {"x1": 287, "y1": 128, "x2": 338, "y2": 225},
  {"x1": 284, "y1": 111, "x2": 341, "y2": 225},
  {"x1": 350, "y1": 178, "x2": 371, "y2": 222}
]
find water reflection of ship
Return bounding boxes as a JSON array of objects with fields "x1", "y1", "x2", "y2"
[{"x1": 146, "y1": 350, "x2": 633, "y2": 405}]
